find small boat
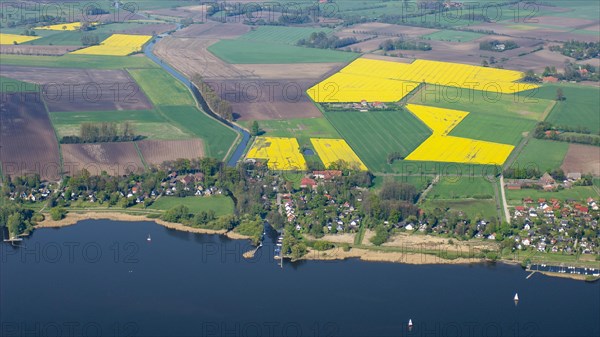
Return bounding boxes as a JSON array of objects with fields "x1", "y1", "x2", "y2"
[
  {"x1": 408, "y1": 319, "x2": 413, "y2": 328},
  {"x1": 514, "y1": 293, "x2": 519, "y2": 301},
  {"x1": 147, "y1": 234, "x2": 152, "y2": 242}
]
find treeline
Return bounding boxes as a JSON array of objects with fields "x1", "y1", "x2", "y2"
[
  {"x1": 479, "y1": 40, "x2": 519, "y2": 52},
  {"x1": 550, "y1": 40, "x2": 600, "y2": 60},
  {"x1": 192, "y1": 74, "x2": 233, "y2": 121},
  {"x1": 534, "y1": 122, "x2": 600, "y2": 146},
  {"x1": 380, "y1": 38, "x2": 431, "y2": 51},
  {"x1": 297, "y1": 32, "x2": 357, "y2": 49},
  {"x1": 61, "y1": 122, "x2": 141, "y2": 144},
  {"x1": 0, "y1": 205, "x2": 38, "y2": 238}
]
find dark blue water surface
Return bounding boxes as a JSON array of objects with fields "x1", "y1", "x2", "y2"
[{"x1": 1, "y1": 220, "x2": 599, "y2": 337}]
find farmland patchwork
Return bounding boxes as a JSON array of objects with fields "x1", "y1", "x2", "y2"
[
  {"x1": 308, "y1": 58, "x2": 539, "y2": 103},
  {"x1": 404, "y1": 104, "x2": 515, "y2": 165}
]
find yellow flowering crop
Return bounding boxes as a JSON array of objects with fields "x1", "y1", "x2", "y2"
[
  {"x1": 36, "y1": 22, "x2": 84, "y2": 31},
  {"x1": 0, "y1": 33, "x2": 40, "y2": 45},
  {"x1": 71, "y1": 34, "x2": 152, "y2": 56},
  {"x1": 405, "y1": 104, "x2": 514, "y2": 165},
  {"x1": 307, "y1": 57, "x2": 538, "y2": 103},
  {"x1": 246, "y1": 137, "x2": 307, "y2": 171},
  {"x1": 310, "y1": 138, "x2": 368, "y2": 171}
]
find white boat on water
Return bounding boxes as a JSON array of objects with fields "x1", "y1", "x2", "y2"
[
  {"x1": 514, "y1": 293, "x2": 519, "y2": 301},
  {"x1": 147, "y1": 234, "x2": 152, "y2": 242}
]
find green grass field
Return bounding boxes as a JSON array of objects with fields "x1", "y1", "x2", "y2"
[
  {"x1": 0, "y1": 76, "x2": 39, "y2": 91},
  {"x1": 323, "y1": 109, "x2": 432, "y2": 173},
  {"x1": 148, "y1": 196, "x2": 234, "y2": 216},
  {"x1": 422, "y1": 30, "x2": 484, "y2": 42},
  {"x1": 208, "y1": 39, "x2": 359, "y2": 64},
  {"x1": 511, "y1": 139, "x2": 569, "y2": 172},
  {"x1": 250, "y1": 117, "x2": 340, "y2": 143},
  {"x1": 22, "y1": 31, "x2": 111, "y2": 46},
  {"x1": 428, "y1": 177, "x2": 496, "y2": 199},
  {"x1": 526, "y1": 84, "x2": 600, "y2": 134},
  {"x1": 0, "y1": 54, "x2": 159, "y2": 69},
  {"x1": 239, "y1": 26, "x2": 332, "y2": 44},
  {"x1": 49, "y1": 110, "x2": 193, "y2": 141},
  {"x1": 371, "y1": 175, "x2": 432, "y2": 191},
  {"x1": 158, "y1": 105, "x2": 237, "y2": 159},
  {"x1": 128, "y1": 68, "x2": 196, "y2": 106},
  {"x1": 422, "y1": 199, "x2": 498, "y2": 221},
  {"x1": 506, "y1": 186, "x2": 598, "y2": 205},
  {"x1": 409, "y1": 85, "x2": 552, "y2": 145}
]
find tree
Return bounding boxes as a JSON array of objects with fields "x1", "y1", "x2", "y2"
[
  {"x1": 50, "y1": 207, "x2": 67, "y2": 221},
  {"x1": 555, "y1": 87, "x2": 565, "y2": 101},
  {"x1": 251, "y1": 121, "x2": 260, "y2": 136}
]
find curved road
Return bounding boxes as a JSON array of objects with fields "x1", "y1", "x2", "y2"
[{"x1": 143, "y1": 34, "x2": 250, "y2": 167}]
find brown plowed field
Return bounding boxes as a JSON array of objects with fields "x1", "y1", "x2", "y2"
[
  {"x1": 61, "y1": 143, "x2": 144, "y2": 176},
  {"x1": 0, "y1": 65, "x2": 153, "y2": 112},
  {"x1": 0, "y1": 93, "x2": 61, "y2": 180},
  {"x1": 136, "y1": 139, "x2": 205, "y2": 166},
  {"x1": 561, "y1": 144, "x2": 600, "y2": 176}
]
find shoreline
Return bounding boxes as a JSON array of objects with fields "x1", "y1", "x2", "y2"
[
  {"x1": 35, "y1": 211, "x2": 252, "y2": 240},
  {"x1": 29, "y1": 212, "x2": 599, "y2": 281}
]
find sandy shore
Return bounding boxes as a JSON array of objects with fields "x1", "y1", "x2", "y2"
[
  {"x1": 537, "y1": 271, "x2": 599, "y2": 282},
  {"x1": 35, "y1": 211, "x2": 254, "y2": 238},
  {"x1": 298, "y1": 247, "x2": 484, "y2": 265}
]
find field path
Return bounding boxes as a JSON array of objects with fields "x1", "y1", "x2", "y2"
[{"x1": 499, "y1": 175, "x2": 511, "y2": 224}]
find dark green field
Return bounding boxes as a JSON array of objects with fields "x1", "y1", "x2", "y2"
[
  {"x1": 239, "y1": 26, "x2": 332, "y2": 44},
  {"x1": 128, "y1": 69, "x2": 196, "y2": 106},
  {"x1": 208, "y1": 39, "x2": 359, "y2": 64},
  {"x1": 323, "y1": 109, "x2": 432, "y2": 173},
  {"x1": 422, "y1": 199, "x2": 498, "y2": 221},
  {"x1": 510, "y1": 139, "x2": 569, "y2": 172},
  {"x1": 148, "y1": 196, "x2": 234, "y2": 216},
  {"x1": 428, "y1": 177, "x2": 496, "y2": 199},
  {"x1": 529, "y1": 84, "x2": 600, "y2": 134}
]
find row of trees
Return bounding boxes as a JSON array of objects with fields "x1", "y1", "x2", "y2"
[
  {"x1": 533, "y1": 121, "x2": 600, "y2": 146},
  {"x1": 380, "y1": 38, "x2": 431, "y2": 51},
  {"x1": 192, "y1": 75, "x2": 234, "y2": 121},
  {"x1": 479, "y1": 39, "x2": 519, "y2": 52},
  {"x1": 297, "y1": 32, "x2": 357, "y2": 49},
  {"x1": 61, "y1": 122, "x2": 140, "y2": 143}
]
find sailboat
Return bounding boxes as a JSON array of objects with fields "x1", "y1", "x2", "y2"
[
  {"x1": 408, "y1": 319, "x2": 413, "y2": 328},
  {"x1": 147, "y1": 234, "x2": 152, "y2": 242},
  {"x1": 514, "y1": 293, "x2": 519, "y2": 301}
]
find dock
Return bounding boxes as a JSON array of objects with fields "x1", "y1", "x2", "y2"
[{"x1": 526, "y1": 271, "x2": 536, "y2": 279}]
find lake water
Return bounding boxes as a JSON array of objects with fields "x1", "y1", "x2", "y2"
[{"x1": 1, "y1": 220, "x2": 598, "y2": 337}]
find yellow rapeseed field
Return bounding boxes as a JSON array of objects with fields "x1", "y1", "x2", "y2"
[
  {"x1": 246, "y1": 137, "x2": 307, "y2": 171},
  {"x1": 307, "y1": 57, "x2": 538, "y2": 102},
  {"x1": 310, "y1": 138, "x2": 368, "y2": 171},
  {"x1": 405, "y1": 104, "x2": 514, "y2": 165},
  {"x1": 36, "y1": 22, "x2": 83, "y2": 31},
  {"x1": 0, "y1": 33, "x2": 40, "y2": 45},
  {"x1": 71, "y1": 34, "x2": 152, "y2": 56}
]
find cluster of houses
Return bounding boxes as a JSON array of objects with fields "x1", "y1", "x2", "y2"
[
  {"x1": 511, "y1": 197, "x2": 599, "y2": 254},
  {"x1": 505, "y1": 172, "x2": 583, "y2": 191},
  {"x1": 9, "y1": 183, "x2": 53, "y2": 202},
  {"x1": 285, "y1": 170, "x2": 364, "y2": 234}
]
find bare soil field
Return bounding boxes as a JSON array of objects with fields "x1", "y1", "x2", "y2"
[
  {"x1": 533, "y1": 16, "x2": 597, "y2": 29},
  {"x1": 0, "y1": 65, "x2": 153, "y2": 112},
  {"x1": 343, "y1": 23, "x2": 438, "y2": 38},
  {"x1": 61, "y1": 142, "x2": 144, "y2": 176},
  {"x1": 343, "y1": 37, "x2": 390, "y2": 53},
  {"x1": 0, "y1": 93, "x2": 61, "y2": 181},
  {"x1": 115, "y1": 23, "x2": 178, "y2": 35},
  {"x1": 154, "y1": 37, "x2": 256, "y2": 79},
  {"x1": 0, "y1": 45, "x2": 77, "y2": 56},
  {"x1": 136, "y1": 139, "x2": 205, "y2": 166},
  {"x1": 172, "y1": 22, "x2": 250, "y2": 39},
  {"x1": 503, "y1": 48, "x2": 576, "y2": 73},
  {"x1": 207, "y1": 79, "x2": 322, "y2": 121},
  {"x1": 145, "y1": 5, "x2": 209, "y2": 19},
  {"x1": 470, "y1": 22, "x2": 599, "y2": 43},
  {"x1": 232, "y1": 63, "x2": 342, "y2": 80},
  {"x1": 561, "y1": 144, "x2": 600, "y2": 176}
]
